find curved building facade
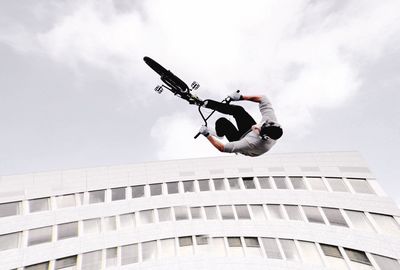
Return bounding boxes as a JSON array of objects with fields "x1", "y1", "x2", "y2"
[{"x1": 0, "y1": 152, "x2": 400, "y2": 270}]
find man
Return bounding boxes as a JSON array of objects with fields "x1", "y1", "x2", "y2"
[{"x1": 197, "y1": 91, "x2": 283, "y2": 157}]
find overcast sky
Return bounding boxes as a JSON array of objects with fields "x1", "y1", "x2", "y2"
[{"x1": 0, "y1": 0, "x2": 399, "y2": 203}]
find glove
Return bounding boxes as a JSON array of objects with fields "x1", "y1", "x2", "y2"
[
  {"x1": 228, "y1": 90, "x2": 242, "y2": 101},
  {"x1": 199, "y1": 125, "x2": 210, "y2": 137}
]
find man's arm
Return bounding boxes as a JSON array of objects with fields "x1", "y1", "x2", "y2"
[
  {"x1": 206, "y1": 135, "x2": 225, "y2": 152},
  {"x1": 241, "y1": 95, "x2": 264, "y2": 103}
]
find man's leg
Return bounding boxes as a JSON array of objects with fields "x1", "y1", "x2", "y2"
[
  {"x1": 205, "y1": 100, "x2": 256, "y2": 137},
  {"x1": 215, "y1": 117, "x2": 241, "y2": 141}
]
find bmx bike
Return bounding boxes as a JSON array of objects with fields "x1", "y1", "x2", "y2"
[{"x1": 143, "y1": 56, "x2": 239, "y2": 139}]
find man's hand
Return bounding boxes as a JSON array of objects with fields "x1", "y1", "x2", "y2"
[
  {"x1": 228, "y1": 90, "x2": 243, "y2": 101},
  {"x1": 199, "y1": 125, "x2": 210, "y2": 137}
]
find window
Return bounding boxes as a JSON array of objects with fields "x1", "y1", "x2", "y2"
[
  {"x1": 150, "y1": 183, "x2": 162, "y2": 196},
  {"x1": 190, "y1": 207, "x2": 202, "y2": 219},
  {"x1": 0, "y1": 232, "x2": 20, "y2": 251},
  {"x1": 106, "y1": 248, "x2": 117, "y2": 267},
  {"x1": 298, "y1": 241, "x2": 322, "y2": 265},
  {"x1": 174, "y1": 206, "x2": 189, "y2": 220},
  {"x1": 280, "y1": 239, "x2": 300, "y2": 261},
  {"x1": 121, "y1": 244, "x2": 139, "y2": 265},
  {"x1": 0, "y1": 201, "x2": 20, "y2": 217},
  {"x1": 268, "y1": 204, "x2": 284, "y2": 219},
  {"x1": 227, "y1": 237, "x2": 244, "y2": 256},
  {"x1": 289, "y1": 176, "x2": 307, "y2": 190},
  {"x1": 28, "y1": 226, "x2": 52, "y2": 246},
  {"x1": 303, "y1": 206, "x2": 325, "y2": 224},
  {"x1": 372, "y1": 254, "x2": 400, "y2": 270},
  {"x1": 251, "y1": 205, "x2": 266, "y2": 220},
  {"x1": 243, "y1": 177, "x2": 256, "y2": 189},
  {"x1": 56, "y1": 194, "x2": 76, "y2": 208},
  {"x1": 348, "y1": 178, "x2": 375, "y2": 194},
  {"x1": 183, "y1": 181, "x2": 195, "y2": 192},
  {"x1": 258, "y1": 176, "x2": 272, "y2": 189},
  {"x1": 370, "y1": 213, "x2": 400, "y2": 236},
  {"x1": 320, "y1": 244, "x2": 348, "y2": 269},
  {"x1": 228, "y1": 177, "x2": 241, "y2": 190},
  {"x1": 261, "y1": 238, "x2": 282, "y2": 259},
  {"x1": 58, "y1": 222, "x2": 78, "y2": 240},
  {"x1": 273, "y1": 176, "x2": 288, "y2": 189},
  {"x1": 89, "y1": 190, "x2": 105, "y2": 204},
  {"x1": 204, "y1": 206, "x2": 219, "y2": 220},
  {"x1": 322, "y1": 208, "x2": 348, "y2": 227},
  {"x1": 82, "y1": 250, "x2": 102, "y2": 270},
  {"x1": 142, "y1": 241, "x2": 157, "y2": 261},
  {"x1": 345, "y1": 210, "x2": 375, "y2": 232},
  {"x1": 139, "y1": 210, "x2": 154, "y2": 225},
  {"x1": 83, "y1": 218, "x2": 101, "y2": 234},
  {"x1": 167, "y1": 182, "x2": 179, "y2": 194},
  {"x1": 198, "y1": 179, "x2": 210, "y2": 191},
  {"x1": 213, "y1": 178, "x2": 226, "y2": 190},
  {"x1": 326, "y1": 177, "x2": 348, "y2": 192},
  {"x1": 179, "y1": 236, "x2": 193, "y2": 256},
  {"x1": 29, "y1": 198, "x2": 49, "y2": 213},
  {"x1": 158, "y1": 208, "x2": 172, "y2": 222},
  {"x1": 195, "y1": 235, "x2": 209, "y2": 255},
  {"x1": 344, "y1": 248, "x2": 372, "y2": 267},
  {"x1": 132, "y1": 185, "x2": 145, "y2": 198},
  {"x1": 111, "y1": 187, "x2": 126, "y2": 201},
  {"x1": 55, "y1": 256, "x2": 77, "y2": 270},
  {"x1": 24, "y1": 262, "x2": 49, "y2": 270},
  {"x1": 235, "y1": 205, "x2": 251, "y2": 219},
  {"x1": 160, "y1": 238, "x2": 176, "y2": 258},
  {"x1": 219, "y1": 205, "x2": 235, "y2": 220},
  {"x1": 210, "y1": 237, "x2": 226, "y2": 256},
  {"x1": 244, "y1": 237, "x2": 262, "y2": 257},
  {"x1": 284, "y1": 205, "x2": 303, "y2": 221},
  {"x1": 307, "y1": 177, "x2": 327, "y2": 191},
  {"x1": 104, "y1": 216, "x2": 117, "y2": 231},
  {"x1": 120, "y1": 213, "x2": 135, "y2": 228}
]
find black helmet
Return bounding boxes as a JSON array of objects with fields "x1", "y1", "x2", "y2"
[{"x1": 260, "y1": 121, "x2": 283, "y2": 140}]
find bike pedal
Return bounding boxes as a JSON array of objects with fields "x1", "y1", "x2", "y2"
[
  {"x1": 154, "y1": 85, "x2": 163, "y2": 94},
  {"x1": 191, "y1": 81, "x2": 200, "y2": 90}
]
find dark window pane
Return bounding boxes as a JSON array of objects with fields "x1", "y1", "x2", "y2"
[
  {"x1": 150, "y1": 183, "x2": 162, "y2": 196},
  {"x1": 273, "y1": 176, "x2": 288, "y2": 189},
  {"x1": 112, "y1": 187, "x2": 126, "y2": 201},
  {"x1": 0, "y1": 201, "x2": 20, "y2": 217},
  {"x1": 228, "y1": 178, "x2": 241, "y2": 190},
  {"x1": 235, "y1": 205, "x2": 250, "y2": 219},
  {"x1": 258, "y1": 176, "x2": 272, "y2": 189},
  {"x1": 89, "y1": 190, "x2": 105, "y2": 204},
  {"x1": 243, "y1": 177, "x2": 256, "y2": 189},
  {"x1": 167, "y1": 182, "x2": 179, "y2": 194},
  {"x1": 213, "y1": 178, "x2": 225, "y2": 190},
  {"x1": 132, "y1": 185, "x2": 145, "y2": 198},
  {"x1": 322, "y1": 208, "x2": 348, "y2": 227},
  {"x1": 183, "y1": 181, "x2": 195, "y2": 192},
  {"x1": 198, "y1": 179, "x2": 210, "y2": 191},
  {"x1": 289, "y1": 176, "x2": 307, "y2": 190}
]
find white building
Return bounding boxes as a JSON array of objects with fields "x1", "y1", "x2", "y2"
[{"x1": 0, "y1": 152, "x2": 399, "y2": 270}]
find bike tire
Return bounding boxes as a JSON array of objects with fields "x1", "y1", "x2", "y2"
[
  {"x1": 143, "y1": 56, "x2": 168, "y2": 76},
  {"x1": 144, "y1": 56, "x2": 190, "y2": 94}
]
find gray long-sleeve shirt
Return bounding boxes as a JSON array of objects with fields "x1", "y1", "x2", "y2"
[{"x1": 223, "y1": 95, "x2": 280, "y2": 157}]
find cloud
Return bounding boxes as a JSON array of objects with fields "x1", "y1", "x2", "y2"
[{"x1": 1, "y1": 0, "x2": 400, "y2": 159}]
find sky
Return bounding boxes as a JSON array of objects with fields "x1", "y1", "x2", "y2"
[{"x1": 0, "y1": 1, "x2": 399, "y2": 203}]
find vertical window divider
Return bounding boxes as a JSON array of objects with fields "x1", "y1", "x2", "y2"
[
  {"x1": 338, "y1": 246, "x2": 353, "y2": 268},
  {"x1": 238, "y1": 177, "x2": 245, "y2": 190},
  {"x1": 126, "y1": 186, "x2": 132, "y2": 200},
  {"x1": 117, "y1": 246, "x2": 122, "y2": 267},
  {"x1": 53, "y1": 224, "x2": 57, "y2": 242},
  {"x1": 286, "y1": 176, "x2": 295, "y2": 190},
  {"x1": 322, "y1": 177, "x2": 334, "y2": 192},
  {"x1": 298, "y1": 205, "x2": 308, "y2": 222},
  {"x1": 269, "y1": 176, "x2": 278, "y2": 190},
  {"x1": 303, "y1": 176, "x2": 312, "y2": 191},
  {"x1": 76, "y1": 253, "x2": 83, "y2": 270},
  {"x1": 22, "y1": 200, "x2": 29, "y2": 215},
  {"x1": 364, "y1": 212, "x2": 381, "y2": 233},
  {"x1": 276, "y1": 238, "x2": 287, "y2": 261},
  {"x1": 280, "y1": 204, "x2": 290, "y2": 221},
  {"x1": 339, "y1": 208, "x2": 353, "y2": 229},
  {"x1": 343, "y1": 178, "x2": 356, "y2": 194},
  {"x1": 315, "y1": 242, "x2": 329, "y2": 268},
  {"x1": 101, "y1": 248, "x2": 107, "y2": 269},
  {"x1": 254, "y1": 176, "x2": 262, "y2": 190},
  {"x1": 317, "y1": 206, "x2": 330, "y2": 225},
  {"x1": 293, "y1": 239, "x2": 304, "y2": 262}
]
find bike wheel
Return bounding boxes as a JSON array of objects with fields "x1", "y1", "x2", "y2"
[{"x1": 143, "y1": 56, "x2": 168, "y2": 76}]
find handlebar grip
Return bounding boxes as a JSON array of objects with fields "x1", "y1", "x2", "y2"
[{"x1": 194, "y1": 132, "x2": 201, "y2": 139}]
